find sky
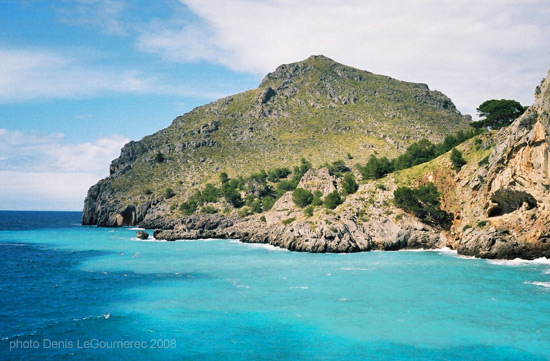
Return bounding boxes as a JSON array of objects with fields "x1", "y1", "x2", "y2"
[{"x1": 0, "y1": 0, "x2": 549, "y2": 211}]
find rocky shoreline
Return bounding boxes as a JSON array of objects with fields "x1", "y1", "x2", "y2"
[{"x1": 141, "y1": 213, "x2": 445, "y2": 253}]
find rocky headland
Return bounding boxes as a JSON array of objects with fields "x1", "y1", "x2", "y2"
[{"x1": 83, "y1": 55, "x2": 550, "y2": 260}]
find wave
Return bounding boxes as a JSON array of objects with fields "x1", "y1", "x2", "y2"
[
  {"x1": 129, "y1": 227, "x2": 145, "y2": 231},
  {"x1": 524, "y1": 281, "x2": 550, "y2": 288},
  {"x1": 341, "y1": 267, "x2": 369, "y2": 271},
  {"x1": 131, "y1": 237, "x2": 164, "y2": 242},
  {"x1": 289, "y1": 286, "x2": 308, "y2": 290},
  {"x1": 398, "y1": 247, "x2": 458, "y2": 254},
  {"x1": 230, "y1": 240, "x2": 289, "y2": 252},
  {"x1": 486, "y1": 257, "x2": 550, "y2": 266}
]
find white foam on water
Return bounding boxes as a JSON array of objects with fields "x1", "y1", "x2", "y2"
[
  {"x1": 175, "y1": 238, "x2": 222, "y2": 242},
  {"x1": 341, "y1": 267, "x2": 369, "y2": 271},
  {"x1": 486, "y1": 257, "x2": 550, "y2": 267},
  {"x1": 131, "y1": 237, "x2": 164, "y2": 242},
  {"x1": 227, "y1": 278, "x2": 249, "y2": 289},
  {"x1": 289, "y1": 286, "x2": 308, "y2": 290},
  {"x1": 398, "y1": 247, "x2": 457, "y2": 254},
  {"x1": 524, "y1": 281, "x2": 550, "y2": 288},
  {"x1": 231, "y1": 240, "x2": 289, "y2": 252},
  {"x1": 129, "y1": 227, "x2": 145, "y2": 231}
]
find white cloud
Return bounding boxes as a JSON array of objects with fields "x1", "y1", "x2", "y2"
[
  {"x1": 56, "y1": 0, "x2": 128, "y2": 36},
  {"x1": 0, "y1": 48, "x2": 226, "y2": 103},
  {"x1": 0, "y1": 49, "x2": 155, "y2": 102},
  {"x1": 137, "y1": 0, "x2": 550, "y2": 116},
  {"x1": 0, "y1": 129, "x2": 128, "y2": 210}
]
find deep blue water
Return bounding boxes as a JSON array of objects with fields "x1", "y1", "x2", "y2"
[{"x1": 0, "y1": 211, "x2": 549, "y2": 360}]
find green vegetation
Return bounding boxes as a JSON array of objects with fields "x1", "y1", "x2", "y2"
[
  {"x1": 282, "y1": 217, "x2": 296, "y2": 225},
  {"x1": 292, "y1": 188, "x2": 314, "y2": 208},
  {"x1": 154, "y1": 152, "x2": 165, "y2": 163},
  {"x1": 341, "y1": 172, "x2": 359, "y2": 195},
  {"x1": 478, "y1": 155, "x2": 490, "y2": 166},
  {"x1": 450, "y1": 148, "x2": 466, "y2": 171},
  {"x1": 477, "y1": 220, "x2": 488, "y2": 227},
  {"x1": 475, "y1": 99, "x2": 526, "y2": 129},
  {"x1": 325, "y1": 160, "x2": 351, "y2": 177},
  {"x1": 312, "y1": 191, "x2": 323, "y2": 206},
  {"x1": 219, "y1": 172, "x2": 229, "y2": 184},
  {"x1": 358, "y1": 129, "x2": 483, "y2": 180},
  {"x1": 358, "y1": 155, "x2": 393, "y2": 180},
  {"x1": 303, "y1": 205, "x2": 314, "y2": 217},
  {"x1": 268, "y1": 167, "x2": 291, "y2": 182},
  {"x1": 201, "y1": 205, "x2": 217, "y2": 214},
  {"x1": 324, "y1": 190, "x2": 343, "y2": 209},
  {"x1": 179, "y1": 200, "x2": 197, "y2": 215},
  {"x1": 261, "y1": 196, "x2": 276, "y2": 211},
  {"x1": 164, "y1": 187, "x2": 175, "y2": 199},
  {"x1": 393, "y1": 183, "x2": 452, "y2": 228}
]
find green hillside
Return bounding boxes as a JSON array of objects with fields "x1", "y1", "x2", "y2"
[{"x1": 83, "y1": 55, "x2": 472, "y2": 226}]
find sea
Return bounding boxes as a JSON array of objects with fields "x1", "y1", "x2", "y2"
[{"x1": 0, "y1": 210, "x2": 549, "y2": 361}]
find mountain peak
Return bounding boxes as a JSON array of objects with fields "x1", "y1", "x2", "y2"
[{"x1": 259, "y1": 55, "x2": 366, "y2": 88}]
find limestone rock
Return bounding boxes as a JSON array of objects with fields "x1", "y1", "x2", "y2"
[{"x1": 136, "y1": 231, "x2": 149, "y2": 240}]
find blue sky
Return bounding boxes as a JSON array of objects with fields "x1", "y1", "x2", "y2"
[{"x1": 1, "y1": 0, "x2": 549, "y2": 211}]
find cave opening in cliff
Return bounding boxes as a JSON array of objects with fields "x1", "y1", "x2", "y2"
[{"x1": 487, "y1": 189, "x2": 537, "y2": 217}]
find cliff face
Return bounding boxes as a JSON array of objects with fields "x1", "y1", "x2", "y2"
[
  {"x1": 448, "y1": 70, "x2": 550, "y2": 259},
  {"x1": 82, "y1": 55, "x2": 470, "y2": 227}
]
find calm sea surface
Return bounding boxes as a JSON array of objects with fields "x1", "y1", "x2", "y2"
[{"x1": 1, "y1": 210, "x2": 549, "y2": 360}]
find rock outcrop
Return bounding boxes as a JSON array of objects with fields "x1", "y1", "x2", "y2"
[
  {"x1": 148, "y1": 173, "x2": 446, "y2": 253},
  {"x1": 449, "y1": 69, "x2": 550, "y2": 259}
]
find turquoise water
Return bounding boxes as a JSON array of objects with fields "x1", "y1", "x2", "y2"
[{"x1": 1, "y1": 211, "x2": 549, "y2": 360}]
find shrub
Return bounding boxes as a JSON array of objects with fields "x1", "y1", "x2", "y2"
[
  {"x1": 292, "y1": 188, "x2": 313, "y2": 208},
  {"x1": 282, "y1": 217, "x2": 296, "y2": 225},
  {"x1": 327, "y1": 160, "x2": 350, "y2": 177},
  {"x1": 341, "y1": 172, "x2": 359, "y2": 195},
  {"x1": 221, "y1": 182, "x2": 243, "y2": 208},
  {"x1": 303, "y1": 205, "x2": 314, "y2": 217},
  {"x1": 477, "y1": 220, "x2": 488, "y2": 227},
  {"x1": 250, "y1": 199, "x2": 262, "y2": 213},
  {"x1": 268, "y1": 167, "x2": 291, "y2": 182},
  {"x1": 260, "y1": 215, "x2": 266, "y2": 222},
  {"x1": 359, "y1": 155, "x2": 393, "y2": 180},
  {"x1": 179, "y1": 200, "x2": 197, "y2": 215},
  {"x1": 201, "y1": 183, "x2": 219, "y2": 203},
  {"x1": 478, "y1": 155, "x2": 489, "y2": 166},
  {"x1": 219, "y1": 172, "x2": 229, "y2": 184},
  {"x1": 164, "y1": 187, "x2": 175, "y2": 199},
  {"x1": 201, "y1": 205, "x2": 217, "y2": 214},
  {"x1": 450, "y1": 148, "x2": 466, "y2": 171},
  {"x1": 312, "y1": 190, "x2": 323, "y2": 206},
  {"x1": 277, "y1": 179, "x2": 296, "y2": 192},
  {"x1": 238, "y1": 207, "x2": 251, "y2": 217},
  {"x1": 393, "y1": 183, "x2": 452, "y2": 229},
  {"x1": 261, "y1": 196, "x2": 276, "y2": 212},
  {"x1": 144, "y1": 188, "x2": 153, "y2": 195},
  {"x1": 324, "y1": 190, "x2": 342, "y2": 209},
  {"x1": 154, "y1": 152, "x2": 165, "y2": 163}
]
